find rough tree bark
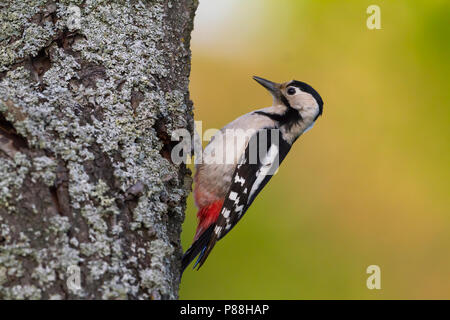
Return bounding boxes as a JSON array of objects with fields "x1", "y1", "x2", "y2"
[{"x1": 0, "y1": 0, "x2": 197, "y2": 299}]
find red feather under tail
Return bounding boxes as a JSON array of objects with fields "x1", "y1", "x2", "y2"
[
  {"x1": 193, "y1": 200, "x2": 224, "y2": 241},
  {"x1": 181, "y1": 200, "x2": 224, "y2": 274}
]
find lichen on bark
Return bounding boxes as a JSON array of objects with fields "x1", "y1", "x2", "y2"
[{"x1": 0, "y1": 0, "x2": 198, "y2": 299}]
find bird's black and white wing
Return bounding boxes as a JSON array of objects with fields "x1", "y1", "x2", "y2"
[{"x1": 196, "y1": 128, "x2": 291, "y2": 268}]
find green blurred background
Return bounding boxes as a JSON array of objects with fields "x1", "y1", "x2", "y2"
[{"x1": 180, "y1": 0, "x2": 450, "y2": 299}]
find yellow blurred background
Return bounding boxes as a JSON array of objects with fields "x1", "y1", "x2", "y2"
[{"x1": 180, "y1": 0, "x2": 450, "y2": 299}]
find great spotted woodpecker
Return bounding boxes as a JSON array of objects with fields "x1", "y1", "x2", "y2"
[{"x1": 181, "y1": 76, "x2": 323, "y2": 273}]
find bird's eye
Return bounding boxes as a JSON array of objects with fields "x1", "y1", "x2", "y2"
[{"x1": 287, "y1": 87, "x2": 296, "y2": 95}]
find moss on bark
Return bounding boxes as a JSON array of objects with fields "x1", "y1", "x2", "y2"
[{"x1": 0, "y1": 0, "x2": 197, "y2": 299}]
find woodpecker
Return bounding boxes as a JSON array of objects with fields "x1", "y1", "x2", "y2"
[{"x1": 182, "y1": 76, "x2": 323, "y2": 273}]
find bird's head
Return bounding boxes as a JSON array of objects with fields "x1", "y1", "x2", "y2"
[{"x1": 253, "y1": 76, "x2": 323, "y2": 123}]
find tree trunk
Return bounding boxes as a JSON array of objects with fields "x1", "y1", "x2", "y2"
[{"x1": 0, "y1": 0, "x2": 197, "y2": 299}]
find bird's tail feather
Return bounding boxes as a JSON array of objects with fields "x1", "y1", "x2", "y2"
[{"x1": 181, "y1": 224, "x2": 214, "y2": 274}]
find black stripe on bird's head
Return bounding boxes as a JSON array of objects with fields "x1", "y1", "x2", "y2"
[
  {"x1": 287, "y1": 80, "x2": 323, "y2": 120},
  {"x1": 253, "y1": 76, "x2": 323, "y2": 123}
]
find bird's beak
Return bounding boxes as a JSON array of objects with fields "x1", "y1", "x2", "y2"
[{"x1": 253, "y1": 76, "x2": 281, "y2": 99}]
